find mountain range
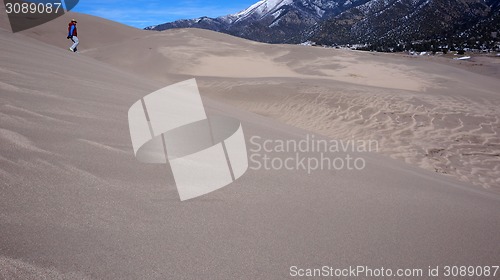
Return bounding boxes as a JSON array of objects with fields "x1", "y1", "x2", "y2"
[{"x1": 146, "y1": 0, "x2": 500, "y2": 51}]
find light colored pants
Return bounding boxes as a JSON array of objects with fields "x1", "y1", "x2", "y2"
[{"x1": 70, "y1": 36, "x2": 79, "y2": 51}]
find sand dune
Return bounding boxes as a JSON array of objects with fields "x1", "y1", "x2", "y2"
[
  {"x1": 0, "y1": 9, "x2": 144, "y2": 50},
  {"x1": 81, "y1": 28, "x2": 431, "y2": 91},
  {"x1": 0, "y1": 256, "x2": 92, "y2": 280},
  {"x1": 35, "y1": 17, "x2": 496, "y2": 190},
  {"x1": 212, "y1": 80, "x2": 500, "y2": 189},
  {"x1": 82, "y1": 27, "x2": 499, "y2": 189},
  {"x1": 49, "y1": 18, "x2": 497, "y2": 190},
  {"x1": 1, "y1": 9, "x2": 500, "y2": 280}
]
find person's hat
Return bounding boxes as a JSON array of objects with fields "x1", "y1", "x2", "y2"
[{"x1": 71, "y1": 19, "x2": 77, "y2": 23}]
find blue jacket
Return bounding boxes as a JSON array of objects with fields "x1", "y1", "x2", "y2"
[{"x1": 68, "y1": 22, "x2": 77, "y2": 37}]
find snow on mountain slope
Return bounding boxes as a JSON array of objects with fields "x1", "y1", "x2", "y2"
[
  {"x1": 231, "y1": 0, "x2": 294, "y2": 22},
  {"x1": 148, "y1": 0, "x2": 500, "y2": 47}
]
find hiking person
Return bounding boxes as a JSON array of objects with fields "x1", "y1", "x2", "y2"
[{"x1": 67, "y1": 19, "x2": 79, "y2": 52}]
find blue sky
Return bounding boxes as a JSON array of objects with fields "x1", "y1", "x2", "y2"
[{"x1": 71, "y1": 0, "x2": 257, "y2": 28}]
